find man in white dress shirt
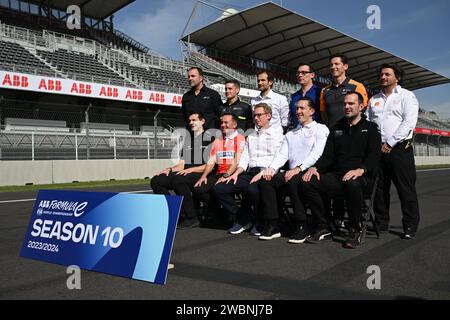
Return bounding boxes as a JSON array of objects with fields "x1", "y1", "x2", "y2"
[
  {"x1": 251, "y1": 70, "x2": 290, "y2": 134},
  {"x1": 366, "y1": 64, "x2": 420, "y2": 239},
  {"x1": 213, "y1": 103, "x2": 284, "y2": 235},
  {"x1": 256, "y1": 97, "x2": 329, "y2": 241}
]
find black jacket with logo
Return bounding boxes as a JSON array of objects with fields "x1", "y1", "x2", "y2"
[
  {"x1": 181, "y1": 85, "x2": 223, "y2": 130},
  {"x1": 221, "y1": 98, "x2": 253, "y2": 131},
  {"x1": 315, "y1": 115, "x2": 381, "y2": 175}
]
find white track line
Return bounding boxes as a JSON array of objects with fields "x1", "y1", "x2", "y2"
[
  {"x1": 0, "y1": 198, "x2": 37, "y2": 204},
  {"x1": 417, "y1": 168, "x2": 450, "y2": 172},
  {"x1": 0, "y1": 169, "x2": 448, "y2": 204},
  {"x1": 0, "y1": 189, "x2": 153, "y2": 205}
]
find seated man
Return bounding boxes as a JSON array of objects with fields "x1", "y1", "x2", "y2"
[
  {"x1": 213, "y1": 103, "x2": 284, "y2": 235},
  {"x1": 300, "y1": 92, "x2": 381, "y2": 248},
  {"x1": 257, "y1": 97, "x2": 329, "y2": 242},
  {"x1": 151, "y1": 112, "x2": 211, "y2": 229},
  {"x1": 193, "y1": 113, "x2": 246, "y2": 226}
]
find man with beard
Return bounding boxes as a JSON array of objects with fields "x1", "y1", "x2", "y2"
[
  {"x1": 366, "y1": 64, "x2": 420, "y2": 239},
  {"x1": 181, "y1": 67, "x2": 223, "y2": 130},
  {"x1": 300, "y1": 92, "x2": 381, "y2": 248},
  {"x1": 251, "y1": 70, "x2": 289, "y2": 134}
]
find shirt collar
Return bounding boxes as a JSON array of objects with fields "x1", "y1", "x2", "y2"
[
  {"x1": 256, "y1": 124, "x2": 275, "y2": 135},
  {"x1": 294, "y1": 120, "x2": 316, "y2": 132},
  {"x1": 333, "y1": 77, "x2": 349, "y2": 87},
  {"x1": 258, "y1": 89, "x2": 275, "y2": 100},
  {"x1": 298, "y1": 83, "x2": 317, "y2": 96},
  {"x1": 224, "y1": 130, "x2": 238, "y2": 140},
  {"x1": 381, "y1": 85, "x2": 402, "y2": 98},
  {"x1": 190, "y1": 85, "x2": 207, "y2": 94},
  {"x1": 225, "y1": 98, "x2": 240, "y2": 106}
]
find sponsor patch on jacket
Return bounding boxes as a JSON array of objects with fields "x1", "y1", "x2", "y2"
[{"x1": 334, "y1": 130, "x2": 344, "y2": 137}]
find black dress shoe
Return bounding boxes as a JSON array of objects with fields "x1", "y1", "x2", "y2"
[
  {"x1": 177, "y1": 217, "x2": 200, "y2": 230},
  {"x1": 403, "y1": 230, "x2": 416, "y2": 240},
  {"x1": 403, "y1": 227, "x2": 416, "y2": 239}
]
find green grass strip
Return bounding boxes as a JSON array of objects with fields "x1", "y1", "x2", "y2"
[{"x1": 0, "y1": 178, "x2": 150, "y2": 193}]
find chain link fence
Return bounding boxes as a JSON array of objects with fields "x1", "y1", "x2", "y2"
[
  {"x1": 0, "y1": 99, "x2": 183, "y2": 160},
  {"x1": 413, "y1": 133, "x2": 450, "y2": 157}
]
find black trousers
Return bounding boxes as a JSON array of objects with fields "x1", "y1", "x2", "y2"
[
  {"x1": 212, "y1": 171, "x2": 261, "y2": 225},
  {"x1": 192, "y1": 174, "x2": 220, "y2": 201},
  {"x1": 299, "y1": 173, "x2": 367, "y2": 230},
  {"x1": 171, "y1": 172, "x2": 203, "y2": 218},
  {"x1": 259, "y1": 172, "x2": 307, "y2": 222},
  {"x1": 150, "y1": 172, "x2": 177, "y2": 195},
  {"x1": 375, "y1": 140, "x2": 420, "y2": 232},
  {"x1": 151, "y1": 172, "x2": 203, "y2": 219}
]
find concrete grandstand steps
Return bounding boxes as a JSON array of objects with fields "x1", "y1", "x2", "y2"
[
  {"x1": 79, "y1": 122, "x2": 132, "y2": 135},
  {"x1": 4, "y1": 118, "x2": 69, "y2": 133}
]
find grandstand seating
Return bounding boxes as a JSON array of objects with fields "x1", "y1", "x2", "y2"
[
  {"x1": 37, "y1": 48, "x2": 131, "y2": 86},
  {"x1": 417, "y1": 113, "x2": 450, "y2": 130},
  {"x1": 0, "y1": 40, "x2": 56, "y2": 77},
  {"x1": 115, "y1": 61, "x2": 190, "y2": 90}
]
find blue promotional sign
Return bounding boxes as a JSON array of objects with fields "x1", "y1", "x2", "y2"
[{"x1": 20, "y1": 190, "x2": 182, "y2": 285}]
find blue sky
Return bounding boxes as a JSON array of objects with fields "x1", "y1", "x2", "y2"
[{"x1": 115, "y1": 0, "x2": 450, "y2": 119}]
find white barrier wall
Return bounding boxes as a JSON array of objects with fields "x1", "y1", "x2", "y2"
[
  {"x1": 0, "y1": 159, "x2": 177, "y2": 186},
  {"x1": 414, "y1": 156, "x2": 450, "y2": 166},
  {"x1": 0, "y1": 157, "x2": 449, "y2": 187}
]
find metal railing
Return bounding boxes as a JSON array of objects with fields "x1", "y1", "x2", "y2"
[
  {"x1": 413, "y1": 134, "x2": 450, "y2": 157},
  {"x1": 0, "y1": 130, "x2": 180, "y2": 161},
  {"x1": 190, "y1": 51, "x2": 256, "y2": 85}
]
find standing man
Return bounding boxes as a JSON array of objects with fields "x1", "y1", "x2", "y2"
[
  {"x1": 251, "y1": 70, "x2": 289, "y2": 134},
  {"x1": 320, "y1": 54, "x2": 368, "y2": 128},
  {"x1": 221, "y1": 79, "x2": 253, "y2": 131},
  {"x1": 151, "y1": 112, "x2": 210, "y2": 229},
  {"x1": 290, "y1": 64, "x2": 322, "y2": 127},
  {"x1": 214, "y1": 103, "x2": 284, "y2": 236},
  {"x1": 181, "y1": 67, "x2": 223, "y2": 130},
  {"x1": 320, "y1": 54, "x2": 369, "y2": 228},
  {"x1": 300, "y1": 92, "x2": 381, "y2": 248},
  {"x1": 257, "y1": 97, "x2": 329, "y2": 242},
  {"x1": 366, "y1": 64, "x2": 420, "y2": 239}
]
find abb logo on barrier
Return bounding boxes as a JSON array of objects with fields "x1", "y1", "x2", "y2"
[
  {"x1": 100, "y1": 86, "x2": 119, "y2": 98},
  {"x1": 171, "y1": 96, "x2": 182, "y2": 104},
  {"x1": 2, "y1": 74, "x2": 29, "y2": 88},
  {"x1": 149, "y1": 92, "x2": 165, "y2": 103},
  {"x1": 39, "y1": 79, "x2": 62, "y2": 91},
  {"x1": 70, "y1": 83, "x2": 92, "y2": 94},
  {"x1": 126, "y1": 90, "x2": 143, "y2": 100},
  {"x1": 0, "y1": 71, "x2": 183, "y2": 107}
]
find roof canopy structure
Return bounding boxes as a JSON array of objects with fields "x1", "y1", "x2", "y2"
[
  {"x1": 25, "y1": 0, "x2": 134, "y2": 20},
  {"x1": 182, "y1": 2, "x2": 450, "y2": 91}
]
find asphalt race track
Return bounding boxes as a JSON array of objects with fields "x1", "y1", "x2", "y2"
[{"x1": 1, "y1": 169, "x2": 449, "y2": 300}]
